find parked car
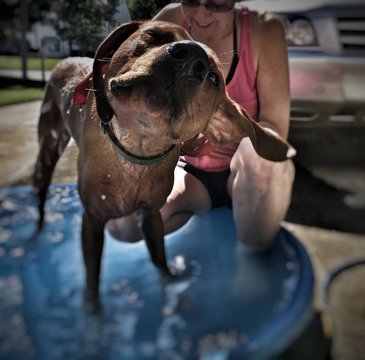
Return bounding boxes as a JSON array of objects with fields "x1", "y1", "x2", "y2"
[{"x1": 241, "y1": 0, "x2": 365, "y2": 167}]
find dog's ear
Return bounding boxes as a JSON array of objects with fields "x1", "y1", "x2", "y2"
[
  {"x1": 204, "y1": 95, "x2": 296, "y2": 162},
  {"x1": 93, "y1": 21, "x2": 142, "y2": 123}
]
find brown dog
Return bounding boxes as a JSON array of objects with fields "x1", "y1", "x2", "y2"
[{"x1": 33, "y1": 20, "x2": 294, "y2": 310}]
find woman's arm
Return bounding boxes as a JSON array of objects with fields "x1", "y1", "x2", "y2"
[{"x1": 255, "y1": 15, "x2": 290, "y2": 139}]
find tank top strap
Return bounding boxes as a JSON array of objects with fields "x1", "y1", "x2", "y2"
[{"x1": 182, "y1": 18, "x2": 190, "y2": 32}]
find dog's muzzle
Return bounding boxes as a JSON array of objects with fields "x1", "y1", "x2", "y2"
[
  {"x1": 109, "y1": 41, "x2": 212, "y2": 96},
  {"x1": 167, "y1": 41, "x2": 210, "y2": 83}
]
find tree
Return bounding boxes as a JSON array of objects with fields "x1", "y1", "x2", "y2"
[
  {"x1": 0, "y1": 0, "x2": 51, "y2": 80},
  {"x1": 52, "y1": 0, "x2": 119, "y2": 56},
  {"x1": 0, "y1": 0, "x2": 50, "y2": 46},
  {"x1": 127, "y1": 0, "x2": 176, "y2": 20}
]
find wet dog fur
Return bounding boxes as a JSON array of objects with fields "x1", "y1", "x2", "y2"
[{"x1": 33, "y1": 20, "x2": 293, "y2": 310}]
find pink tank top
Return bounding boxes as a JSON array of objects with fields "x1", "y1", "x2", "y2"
[{"x1": 181, "y1": 7, "x2": 258, "y2": 172}]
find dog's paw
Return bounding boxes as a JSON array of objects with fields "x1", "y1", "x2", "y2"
[
  {"x1": 84, "y1": 290, "x2": 102, "y2": 315},
  {"x1": 157, "y1": 263, "x2": 177, "y2": 280}
]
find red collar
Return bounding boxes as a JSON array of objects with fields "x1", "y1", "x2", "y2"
[
  {"x1": 72, "y1": 63, "x2": 110, "y2": 105},
  {"x1": 72, "y1": 73, "x2": 92, "y2": 105}
]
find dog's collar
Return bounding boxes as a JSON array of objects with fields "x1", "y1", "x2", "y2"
[{"x1": 100, "y1": 122, "x2": 176, "y2": 165}]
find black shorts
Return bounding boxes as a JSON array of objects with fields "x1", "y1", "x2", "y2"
[{"x1": 179, "y1": 162, "x2": 232, "y2": 209}]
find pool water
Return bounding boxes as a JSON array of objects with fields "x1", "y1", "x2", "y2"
[{"x1": 0, "y1": 184, "x2": 313, "y2": 360}]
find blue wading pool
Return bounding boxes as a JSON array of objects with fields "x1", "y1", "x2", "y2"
[{"x1": 0, "y1": 184, "x2": 314, "y2": 360}]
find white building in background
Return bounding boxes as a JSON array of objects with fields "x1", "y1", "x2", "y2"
[
  {"x1": 105, "y1": 0, "x2": 131, "y2": 33},
  {"x1": 25, "y1": 0, "x2": 131, "y2": 57}
]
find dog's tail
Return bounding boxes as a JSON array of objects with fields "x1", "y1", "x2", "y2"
[{"x1": 33, "y1": 84, "x2": 71, "y2": 228}]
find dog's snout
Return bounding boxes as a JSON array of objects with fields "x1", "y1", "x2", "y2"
[
  {"x1": 167, "y1": 41, "x2": 209, "y2": 82},
  {"x1": 168, "y1": 42, "x2": 191, "y2": 61},
  {"x1": 167, "y1": 41, "x2": 208, "y2": 64}
]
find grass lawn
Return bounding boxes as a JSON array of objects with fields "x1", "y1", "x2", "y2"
[
  {"x1": 0, "y1": 86, "x2": 44, "y2": 107},
  {"x1": 0, "y1": 55, "x2": 54, "y2": 107},
  {"x1": 0, "y1": 55, "x2": 61, "y2": 71}
]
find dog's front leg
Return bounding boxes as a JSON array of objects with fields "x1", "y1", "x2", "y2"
[
  {"x1": 81, "y1": 212, "x2": 105, "y2": 312},
  {"x1": 138, "y1": 209, "x2": 171, "y2": 275}
]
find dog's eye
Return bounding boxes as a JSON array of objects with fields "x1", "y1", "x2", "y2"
[
  {"x1": 208, "y1": 72, "x2": 220, "y2": 87},
  {"x1": 144, "y1": 29, "x2": 176, "y2": 46}
]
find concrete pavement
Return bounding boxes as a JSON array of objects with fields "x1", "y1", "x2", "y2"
[{"x1": 0, "y1": 69, "x2": 51, "y2": 82}]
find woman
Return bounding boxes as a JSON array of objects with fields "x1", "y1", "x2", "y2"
[{"x1": 109, "y1": 0, "x2": 295, "y2": 249}]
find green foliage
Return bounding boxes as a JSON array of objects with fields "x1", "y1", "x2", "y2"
[
  {"x1": 0, "y1": 0, "x2": 51, "y2": 44},
  {"x1": 127, "y1": 0, "x2": 176, "y2": 20},
  {"x1": 52, "y1": 0, "x2": 120, "y2": 55}
]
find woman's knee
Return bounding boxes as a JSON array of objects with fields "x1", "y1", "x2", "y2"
[
  {"x1": 235, "y1": 222, "x2": 281, "y2": 250},
  {"x1": 230, "y1": 152, "x2": 295, "y2": 249},
  {"x1": 163, "y1": 170, "x2": 211, "y2": 215},
  {"x1": 106, "y1": 214, "x2": 142, "y2": 242},
  {"x1": 159, "y1": 169, "x2": 211, "y2": 234}
]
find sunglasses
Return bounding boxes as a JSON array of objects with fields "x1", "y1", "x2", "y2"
[{"x1": 180, "y1": 0, "x2": 235, "y2": 13}]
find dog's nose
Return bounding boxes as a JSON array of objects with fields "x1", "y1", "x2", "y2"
[{"x1": 167, "y1": 41, "x2": 209, "y2": 82}]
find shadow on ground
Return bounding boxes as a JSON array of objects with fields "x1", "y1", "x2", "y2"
[{"x1": 287, "y1": 161, "x2": 365, "y2": 235}]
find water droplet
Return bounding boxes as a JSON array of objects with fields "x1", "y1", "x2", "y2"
[
  {"x1": 11, "y1": 314, "x2": 23, "y2": 325},
  {"x1": 174, "y1": 255, "x2": 186, "y2": 271},
  {"x1": 2, "y1": 199, "x2": 18, "y2": 211},
  {"x1": 51, "y1": 129, "x2": 58, "y2": 139},
  {"x1": 50, "y1": 231, "x2": 64, "y2": 243},
  {"x1": 126, "y1": 291, "x2": 139, "y2": 304},
  {"x1": 11, "y1": 247, "x2": 24, "y2": 258},
  {"x1": 162, "y1": 306, "x2": 173, "y2": 316},
  {"x1": 0, "y1": 229, "x2": 11, "y2": 243}
]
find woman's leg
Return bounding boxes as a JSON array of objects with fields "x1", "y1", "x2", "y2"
[
  {"x1": 107, "y1": 212, "x2": 141, "y2": 241},
  {"x1": 161, "y1": 165, "x2": 212, "y2": 233},
  {"x1": 227, "y1": 137, "x2": 295, "y2": 249},
  {"x1": 107, "y1": 166, "x2": 212, "y2": 240}
]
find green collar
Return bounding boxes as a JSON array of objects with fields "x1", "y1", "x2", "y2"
[{"x1": 100, "y1": 122, "x2": 176, "y2": 166}]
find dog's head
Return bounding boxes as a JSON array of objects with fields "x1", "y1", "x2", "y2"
[{"x1": 93, "y1": 20, "x2": 295, "y2": 161}]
